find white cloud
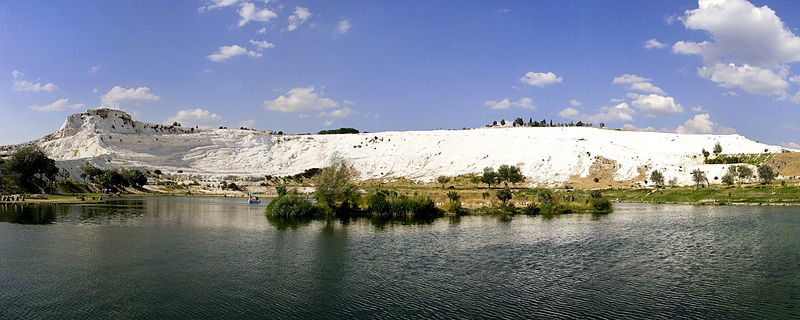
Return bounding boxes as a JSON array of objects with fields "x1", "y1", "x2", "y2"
[
  {"x1": 257, "y1": 27, "x2": 266, "y2": 34},
  {"x1": 675, "y1": 113, "x2": 735, "y2": 134},
  {"x1": 264, "y1": 86, "x2": 338, "y2": 113},
  {"x1": 249, "y1": 39, "x2": 275, "y2": 50},
  {"x1": 697, "y1": 63, "x2": 789, "y2": 97},
  {"x1": 569, "y1": 99, "x2": 582, "y2": 106},
  {"x1": 792, "y1": 91, "x2": 800, "y2": 104},
  {"x1": 519, "y1": 72, "x2": 562, "y2": 87},
  {"x1": 239, "y1": 119, "x2": 256, "y2": 128},
  {"x1": 317, "y1": 107, "x2": 354, "y2": 118},
  {"x1": 558, "y1": 103, "x2": 636, "y2": 124},
  {"x1": 630, "y1": 93, "x2": 684, "y2": 116},
  {"x1": 199, "y1": 0, "x2": 239, "y2": 12},
  {"x1": 287, "y1": 7, "x2": 311, "y2": 31},
  {"x1": 790, "y1": 75, "x2": 800, "y2": 84},
  {"x1": 623, "y1": 124, "x2": 660, "y2": 132},
  {"x1": 207, "y1": 45, "x2": 262, "y2": 62},
  {"x1": 484, "y1": 99, "x2": 510, "y2": 110},
  {"x1": 334, "y1": 19, "x2": 351, "y2": 37},
  {"x1": 483, "y1": 97, "x2": 534, "y2": 110},
  {"x1": 674, "y1": 0, "x2": 800, "y2": 98},
  {"x1": 29, "y1": 98, "x2": 85, "y2": 112},
  {"x1": 11, "y1": 71, "x2": 58, "y2": 92},
  {"x1": 643, "y1": 38, "x2": 666, "y2": 49},
  {"x1": 691, "y1": 105, "x2": 705, "y2": 112},
  {"x1": 101, "y1": 86, "x2": 160, "y2": 108},
  {"x1": 237, "y1": 2, "x2": 277, "y2": 27},
  {"x1": 92, "y1": 88, "x2": 98, "y2": 93},
  {"x1": 324, "y1": 120, "x2": 334, "y2": 126},
  {"x1": 722, "y1": 90, "x2": 738, "y2": 96},
  {"x1": 88, "y1": 64, "x2": 101, "y2": 73},
  {"x1": 781, "y1": 142, "x2": 800, "y2": 149},
  {"x1": 612, "y1": 74, "x2": 666, "y2": 94},
  {"x1": 166, "y1": 109, "x2": 222, "y2": 128}
]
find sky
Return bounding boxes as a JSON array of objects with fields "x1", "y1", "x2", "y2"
[{"x1": 1, "y1": 0, "x2": 800, "y2": 148}]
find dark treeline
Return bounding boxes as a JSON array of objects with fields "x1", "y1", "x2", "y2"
[
  {"x1": 318, "y1": 128, "x2": 360, "y2": 135},
  {"x1": 80, "y1": 163, "x2": 148, "y2": 191},
  {"x1": 488, "y1": 117, "x2": 603, "y2": 129}
]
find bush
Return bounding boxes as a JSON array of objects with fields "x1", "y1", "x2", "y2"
[
  {"x1": 367, "y1": 190, "x2": 442, "y2": 219},
  {"x1": 318, "y1": 128, "x2": 359, "y2": 134},
  {"x1": 522, "y1": 203, "x2": 540, "y2": 215},
  {"x1": 590, "y1": 197, "x2": 612, "y2": 213},
  {"x1": 758, "y1": 164, "x2": 775, "y2": 184},
  {"x1": 313, "y1": 154, "x2": 359, "y2": 210},
  {"x1": 496, "y1": 187, "x2": 512, "y2": 205},
  {"x1": 265, "y1": 194, "x2": 317, "y2": 217}
]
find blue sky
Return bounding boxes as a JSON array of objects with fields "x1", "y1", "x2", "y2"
[{"x1": 1, "y1": 0, "x2": 800, "y2": 147}]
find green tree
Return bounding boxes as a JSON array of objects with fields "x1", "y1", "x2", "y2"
[
  {"x1": 736, "y1": 165, "x2": 753, "y2": 182},
  {"x1": 721, "y1": 172, "x2": 735, "y2": 186},
  {"x1": 469, "y1": 174, "x2": 482, "y2": 188},
  {"x1": 312, "y1": 154, "x2": 359, "y2": 209},
  {"x1": 437, "y1": 175, "x2": 451, "y2": 188},
  {"x1": 702, "y1": 148, "x2": 710, "y2": 158},
  {"x1": 691, "y1": 169, "x2": 708, "y2": 188},
  {"x1": 496, "y1": 187, "x2": 512, "y2": 206},
  {"x1": 513, "y1": 117, "x2": 524, "y2": 127},
  {"x1": 96, "y1": 170, "x2": 126, "y2": 190},
  {"x1": 500, "y1": 119, "x2": 506, "y2": 126},
  {"x1": 481, "y1": 167, "x2": 498, "y2": 189},
  {"x1": 497, "y1": 164, "x2": 524, "y2": 186},
  {"x1": 649, "y1": 169, "x2": 664, "y2": 187},
  {"x1": 4, "y1": 145, "x2": 58, "y2": 193},
  {"x1": 80, "y1": 162, "x2": 104, "y2": 182},
  {"x1": 713, "y1": 142, "x2": 722, "y2": 154},
  {"x1": 757, "y1": 164, "x2": 775, "y2": 184}
]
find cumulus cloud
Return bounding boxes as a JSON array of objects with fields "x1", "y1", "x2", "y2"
[
  {"x1": 334, "y1": 19, "x2": 351, "y2": 37},
  {"x1": 29, "y1": 98, "x2": 85, "y2": 112},
  {"x1": 792, "y1": 91, "x2": 800, "y2": 104},
  {"x1": 675, "y1": 113, "x2": 735, "y2": 134},
  {"x1": 612, "y1": 74, "x2": 666, "y2": 94},
  {"x1": 569, "y1": 99, "x2": 582, "y2": 106},
  {"x1": 317, "y1": 107, "x2": 354, "y2": 118},
  {"x1": 287, "y1": 7, "x2": 311, "y2": 31},
  {"x1": 697, "y1": 63, "x2": 789, "y2": 97},
  {"x1": 166, "y1": 109, "x2": 223, "y2": 128},
  {"x1": 643, "y1": 38, "x2": 666, "y2": 49},
  {"x1": 249, "y1": 39, "x2": 275, "y2": 50},
  {"x1": 673, "y1": 0, "x2": 800, "y2": 98},
  {"x1": 519, "y1": 72, "x2": 562, "y2": 87},
  {"x1": 101, "y1": 86, "x2": 160, "y2": 108},
  {"x1": 239, "y1": 119, "x2": 256, "y2": 128},
  {"x1": 630, "y1": 93, "x2": 684, "y2": 116},
  {"x1": 781, "y1": 142, "x2": 800, "y2": 149},
  {"x1": 199, "y1": 0, "x2": 239, "y2": 12},
  {"x1": 264, "y1": 86, "x2": 338, "y2": 113},
  {"x1": 11, "y1": 71, "x2": 58, "y2": 92},
  {"x1": 558, "y1": 103, "x2": 636, "y2": 124},
  {"x1": 237, "y1": 2, "x2": 277, "y2": 27},
  {"x1": 207, "y1": 45, "x2": 262, "y2": 62},
  {"x1": 483, "y1": 97, "x2": 535, "y2": 110}
]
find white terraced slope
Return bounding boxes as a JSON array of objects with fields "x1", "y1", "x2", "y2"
[{"x1": 1, "y1": 109, "x2": 791, "y2": 186}]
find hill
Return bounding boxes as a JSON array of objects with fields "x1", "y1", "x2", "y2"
[{"x1": 0, "y1": 108, "x2": 794, "y2": 187}]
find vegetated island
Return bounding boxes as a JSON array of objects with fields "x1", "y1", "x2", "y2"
[{"x1": 1, "y1": 108, "x2": 800, "y2": 216}]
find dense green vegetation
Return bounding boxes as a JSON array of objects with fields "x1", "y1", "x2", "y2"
[
  {"x1": 80, "y1": 163, "x2": 148, "y2": 191},
  {"x1": 317, "y1": 128, "x2": 359, "y2": 135},
  {"x1": 604, "y1": 184, "x2": 800, "y2": 205},
  {"x1": 2, "y1": 145, "x2": 58, "y2": 193}
]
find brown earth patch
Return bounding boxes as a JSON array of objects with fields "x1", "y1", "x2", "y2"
[{"x1": 769, "y1": 152, "x2": 800, "y2": 177}]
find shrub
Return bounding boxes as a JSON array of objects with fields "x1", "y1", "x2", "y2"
[
  {"x1": 650, "y1": 170, "x2": 664, "y2": 187},
  {"x1": 691, "y1": 169, "x2": 708, "y2": 187},
  {"x1": 713, "y1": 142, "x2": 722, "y2": 154},
  {"x1": 437, "y1": 176, "x2": 451, "y2": 188},
  {"x1": 721, "y1": 172, "x2": 735, "y2": 186},
  {"x1": 537, "y1": 189, "x2": 554, "y2": 205},
  {"x1": 265, "y1": 194, "x2": 317, "y2": 217},
  {"x1": 590, "y1": 197, "x2": 612, "y2": 213},
  {"x1": 276, "y1": 185, "x2": 288, "y2": 196},
  {"x1": 496, "y1": 187, "x2": 512, "y2": 205},
  {"x1": 367, "y1": 190, "x2": 442, "y2": 219},
  {"x1": 318, "y1": 128, "x2": 359, "y2": 135},
  {"x1": 522, "y1": 203, "x2": 540, "y2": 215},
  {"x1": 757, "y1": 164, "x2": 775, "y2": 184},
  {"x1": 313, "y1": 154, "x2": 359, "y2": 209}
]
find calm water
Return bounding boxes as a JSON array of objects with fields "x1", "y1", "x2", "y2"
[{"x1": 1, "y1": 197, "x2": 799, "y2": 319}]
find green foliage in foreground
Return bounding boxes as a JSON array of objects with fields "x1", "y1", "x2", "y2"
[
  {"x1": 4, "y1": 145, "x2": 59, "y2": 193},
  {"x1": 604, "y1": 185, "x2": 800, "y2": 205},
  {"x1": 366, "y1": 190, "x2": 442, "y2": 219},
  {"x1": 265, "y1": 194, "x2": 318, "y2": 218}
]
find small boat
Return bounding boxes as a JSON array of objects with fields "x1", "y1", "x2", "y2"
[{"x1": 248, "y1": 196, "x2": 261, "y2": 204}]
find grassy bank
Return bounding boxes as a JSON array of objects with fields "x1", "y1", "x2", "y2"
[{"x1": 603, "y1": 184, "x2": 800, "y2": 206}]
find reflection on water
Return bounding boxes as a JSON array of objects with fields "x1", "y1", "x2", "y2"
[{"x1": 1, "y1": 198, "x2": 799, "y2": 319}]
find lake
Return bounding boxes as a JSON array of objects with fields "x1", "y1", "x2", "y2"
[{"x1": 1, "y1": 197, "x2": 799, "y2": 319}]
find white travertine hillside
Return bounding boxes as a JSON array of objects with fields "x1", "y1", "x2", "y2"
[{"x1": 0, "y1": 109, "x2": 791, "y2": 186}]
